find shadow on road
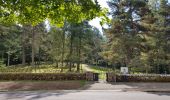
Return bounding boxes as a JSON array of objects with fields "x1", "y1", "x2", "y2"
[
  {"x1": 1, "y1": 81, "x2": 170, "y2": 99},
  {"x1": 0, "y1": 81, "x2": 83, "y2": 91},
  {"x1": 146, "y1": 92, "x2": 170, "y2": 96},
  {"x1": 107, "y1": 82, "x2": 170, "y2": 96},
  {"x1": 0, "y1": 91, "x2": 65, "y2": 100}
]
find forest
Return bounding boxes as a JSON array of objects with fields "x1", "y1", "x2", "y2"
[{"x1": 0, "y1": 0, "x2": 170, "y2": 74}]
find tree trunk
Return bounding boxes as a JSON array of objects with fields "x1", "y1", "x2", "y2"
[
  {"x1": 145, "y1": 66, "x2": 148, "y2": 74},
  {"x1": 61, "y1": 25, "x2": 66, "y2": 72},
  {"x1": 22, "y1": 28, "x2": 26, "y2": 66},
  {"x1": 69, "y1": 33, "x2": 73, "y2": 72},
  {"x1": 7, "y1": 53, "x2": 10, "y2": 66},
  {"x1": 95, "y1": 59, "x2": 98, "y2": 66},
  {"x1": 77, "y1": 35, "x2": 81, "y2": 72},
  {"x1": 56, "y1": 60, "x2": 58, "y2": 68},
  {"x1": 31, "y1": 26, "x2": 35, "y2": 67},
  {"x1": 38, "y1": 46, "x2": 41, "y2": 66},
  {"x1": 1, "y1": 51, "x2": 4, "y2": 61}
]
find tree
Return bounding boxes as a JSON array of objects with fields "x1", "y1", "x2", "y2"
[
  {"x1": 105, "y1": 0, "x2": 150, "y2": 67},
  {"x1": 101, "y1": 0, "x2": 170, "y2": 74},
  {"x1": 0, "y1": 25, "x2": 21, "y2": 66},
  {"x1": 1, "y1": 0, "x2": 104, "y2": 67},
  {"x1": 0, "y1": 0, "x2": 102, "y2": 25},
  {"x1": 48, "y1": 27, "x2": 64, "y2": 68},
  {"x1": 149, "y1": 0, "x2": 170, "y2": 73}
]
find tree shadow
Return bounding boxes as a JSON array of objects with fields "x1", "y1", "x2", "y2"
[
  {"x1": 0, "y1": 81, "x2": 83, "y2": 91},
  {"x1": 108, "y1": 82, "x2": 170, "y2": 96},
  {"x1": 0, "y1": 81, "x2": 96, "y2": 100},
  {"x1": 78, "y1": 81, "x2": 98, "y2": 90},
  {"x1": 146, "y1": 92, "x2": 170, "y2": 96},
  {"x1": 1, "y1": 81, "x2": 170, "y2": 99},
  {"x1": 0, "y1": 91, "x2": 80, "y2": 100}
]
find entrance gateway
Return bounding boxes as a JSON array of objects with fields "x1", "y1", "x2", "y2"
[
  {"x1": 92, "y1": 71, "x2": 109, "y2": 82},
  {"x1": 92, "y1": 67, "x2": 129, "y2": 82}
]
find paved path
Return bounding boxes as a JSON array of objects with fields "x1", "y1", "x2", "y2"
[
  {"x1": 0, "y1": 90, "x2": 170, "y2": 100},
  {"x1": 82, "y1": 64, "x2": 170, "y2": 92},
  {"x1": 82, "y1": 82, "x2": 170, "y2": 91}
]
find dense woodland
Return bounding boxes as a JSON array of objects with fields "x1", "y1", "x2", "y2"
[{"x1": 0, "y1": 0, "x2": 170, "y2": 74}]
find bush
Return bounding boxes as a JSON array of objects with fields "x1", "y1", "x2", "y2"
[
  {"x1": 0, "y1": 73, "x2": 86, "y2": 81},
  {"x1": 115, "y1": 74, "x2": 170, "y2": 82}
]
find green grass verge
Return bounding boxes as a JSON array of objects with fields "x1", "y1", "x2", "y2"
[
  {"x1": 0, "y1": 64, "x2": 85, "y2": 73},
  {"x1": 0, "y1": 80, "x2": 87, "y2": 91}
]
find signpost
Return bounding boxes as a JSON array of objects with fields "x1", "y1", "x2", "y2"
[{"x1": 121, "y1": 67, "x2": 128, "y2": 75}]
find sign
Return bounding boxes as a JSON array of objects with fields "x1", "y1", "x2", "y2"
[{"x1": 121, "y1": 67, "x2": 128, "y2": 74}]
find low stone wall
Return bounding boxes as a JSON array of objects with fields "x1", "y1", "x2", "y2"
[
  {"x1": 0, "y1": 72, "x2": 98, "y2": 81},
  {"x1": 106, "y1": 73, "x2": 170, "y2": 82},
  {"x1": 0, "y1": 73, "x2": 86, "y2": 81},
  {"x1": 86, "y1": 72, "x2": 94, "y2": 81},
  {"x1": 106, "y1": 72, "x2": 116, "y2": 82},
  {"x1": 116, "y1": 74, "x2": 170, "y2": 82}
]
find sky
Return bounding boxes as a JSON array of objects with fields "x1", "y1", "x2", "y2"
[
  {"x1": 46, "y1": 0, "x2": 170, "y2": 34},
  {"x1": 89, "y1": 0, "x2": 109, "y2": 35},
  {"x1": 45, "y1": 0, "x2": 109, "y2": 33},
  {"x1": 89, "y1": 0, "x2": 170, "y2": 35}
]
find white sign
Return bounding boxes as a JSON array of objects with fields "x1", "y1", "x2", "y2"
[{"x1": 121, "y1": 67, "x2": 128, "y2": 74}]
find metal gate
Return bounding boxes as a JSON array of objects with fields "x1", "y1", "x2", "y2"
[
  {"x1": 93, "y1": 73, "x2": 99, "y2": 81},
  {"x1": 92, "y1": 72, "x2": 106, "y2": 82}
]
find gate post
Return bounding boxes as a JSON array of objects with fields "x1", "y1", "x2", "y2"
[
  {"x1": 106, "y1": 72, "x2": 116, "y2": 82},
  {"x1": 86, "y1": 72, "x2": 94, "y2": 81}
]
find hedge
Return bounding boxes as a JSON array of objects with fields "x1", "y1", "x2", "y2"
[
  {"x1": 0, "y1": 73, "x2": 86, "y2": 81},
  {"x1": 116, "y1": 74, "x2": 170, "y2": 82}
]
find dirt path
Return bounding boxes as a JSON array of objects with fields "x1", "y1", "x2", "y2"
[{"x1": 82, "y1": 64, "x2": 93, "y2": 72}]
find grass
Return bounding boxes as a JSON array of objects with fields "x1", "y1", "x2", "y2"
[
  {"x1": 89, "y1": 67, "x2": 107, "y2": 80},
  {"x1": 79, "y1": 80, "x2": 86, "y2": 86},
  {"x1": 0, "y1": 60, "x2": 5, "y2": 68},
  {"x1": 90, "y1": 66, "x2": 114, "y2": 72},
  {"x1": 84, "y1": 65, "x2": 116, "y2": 80},
  {"x1": 0, "y1": 64, "x2": 84, "y2": 73},
  {"x1": 84, "y1": 64, "x2": 121, "y2": 80},
  {"x1": 0, "y1": 64, "x2": 87, "y2": 91}
]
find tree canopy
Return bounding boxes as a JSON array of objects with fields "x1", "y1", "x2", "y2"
[{"x1": 0, "y1": 0, "x2": 102, "y2": 26}]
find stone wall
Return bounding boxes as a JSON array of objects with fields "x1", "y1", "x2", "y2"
[
  {"x1": 86, "y1": 72, "x2": 94, "y2": 81},
  {"x1": 106, "y1": 72, "x2": 116, "y2": 82}
]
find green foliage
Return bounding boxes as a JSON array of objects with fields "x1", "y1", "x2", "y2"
[
  {"x1": 0, "y1": 0, "x2": 102, "y2": 26},
  {"x1": 43, "y1": 21, "x2": 104, "y2": 71},
  {"x1": 1, "y1": 0, "x2": 169, "y2": 75},
  {"x1": 102, "y1": 0, "x2": 170, "y2": 74},
  {"x1": 47, "y1": 27, "x2": 64, "y2": 62}
]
